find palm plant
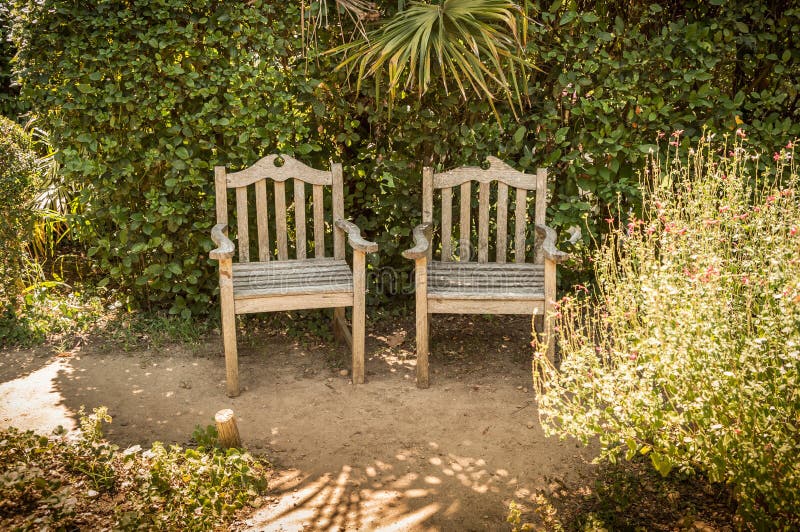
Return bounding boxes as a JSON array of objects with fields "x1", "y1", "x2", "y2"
[{"x1": 328, "y1": 0, "x2": 531, "y2": 118}]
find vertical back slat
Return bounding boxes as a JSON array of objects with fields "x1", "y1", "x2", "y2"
[
  {"x1": 235, "y1": 186, "x2": 249, "y2": 263},
  {"x1": 312, "y1": 184, "x2": 325, "y2": 258},
  {"x1": 274, "y1": 181, "x2": 288, "y2": 260},
  {"x1": 422, "y1": 167, "x2": 433, "y2": 260},
  {"x1": 514, "y1": 188, "x2": 527, "y2": 263},
  {"x1": 215, "y1": 166, "x2": 228, "y2": 226},
  {"x1": 478, "y1": 181, "x2": 489, "y2": 262},
  {"x1": 534, "y1": 168, "x2": 547, "y2": 264},
  {"x1": 459, "y1": 182, "x2": 471, "y2": 261},
  {"x1": 332, "y1": 163, "x2": 345, "y2": 260},
  {"x1": 496, "y1": 182, "x2": 508, "y2": 263},
  {"x1": 255, "y1": 179, "x2": 270, "y2": 261},
  {"x1": 441, "y1": 187, "x2": 453, "y2": 261},
  {"x1": 294, "y1": 179, "x2": 306, "y2": 259}
]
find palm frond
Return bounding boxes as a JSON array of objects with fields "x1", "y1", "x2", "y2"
[{"x1": 327, "y1": 0, "x2": 533, "y2": 119}]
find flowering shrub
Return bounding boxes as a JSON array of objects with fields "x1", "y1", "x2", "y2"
[{"x1": 534, "y1": 138, "x2": 800, "y2": 527}]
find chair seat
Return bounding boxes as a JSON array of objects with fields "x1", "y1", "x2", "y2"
[
  {"x1": 427, "y1": 261, "x2": 544, "y2": 299},
  {"x1": 232, "y1": 258, "x2": 353, "y2": 299}
]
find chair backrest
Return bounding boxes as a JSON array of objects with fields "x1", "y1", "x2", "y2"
[
  {"x1": 215, "y1": 154, "x2": 345, "y2": 262},
  {"x1": 423, "y1": 156, "x2": 548, "y2": 264}
]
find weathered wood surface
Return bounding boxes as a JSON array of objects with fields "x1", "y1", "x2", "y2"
[
  {"x1": 235, "y1": 292, "x2": 354, "y2": 314},
  {"x1": 428, "y1": 298, "x2": 545, "y2": 314},
  {"x1": 210, "y1": 223, "x2": 234, "y2": 260},
  {"x1": 427, "y1": 261, "x2": 545, "y2": 293},
  {"x1": 215, "y1": 167, "x2": 228, "y2": 225},
  {"x1": 534, "y1": 168, "x2": 547, "y2": 263},
  {"x1": 313, "y1": 184, "x2": 325, "y2": 258},
  {"x1": 459, "y1": 182, "x2": 471, "y2": 261},
  {"x1": 441, "y1": 187, "x2": 453, "y2": 261},
  {"x1": 335, "y1": 218, "x2": 379, "y2": 253},
  {"x1": 255, "y1": 179, "x2": 270, "y2": 262},
  {"x1": 218, "y1": 256, "x2": 238, "y2": 396},
  {"x1": 414, "y1": 256, "x2": 429, "y2": 388},
  {"x1": 232, "y1": 259, "x2": 354, "y2": 298},
  {"x1": 226, "y1": 154, "x2": 332, "y2": 188},
  {"x1": 401, "y1": 223, "x2": 432, "y2": 260},
  {"x1": 535, "y1": 224, "x2": 570, "y2": 263},
  {"x1": 210, "y1": 156, "x2": 377, "y2": 395},
  {"x1": 496, "y1": 182, "x2": 508, "y2": 263},
  {"x1": 352, "y1": 251, "x2": 366, "y2": 384},
  {"x1": 214, "y1": 409, "x2": 242, "y2": 448},
  {"x1": 274, "y1": 180, "x2": 288, "y2": 260},
  {"x1": 514, "y1": 188, "x2": 527, "y2": 264},
  {"x1": 236, "y1": 187, "x2": 249, "y2": 263},
  {"x1": 478, "y1": 181, "x2": 490, "y2": 262},
  {"x1": 433, "y1": 156, "x2": 538, "y2": 190},
  {"x1": 332, "y1": 164, "x2": 345, "y2": 260},
  {"x1": 294, "y1": 179, "x2": 307, "y2": 259},
  {"x1": 407, "y1": 157, "x2": 568, "y2": 386}
]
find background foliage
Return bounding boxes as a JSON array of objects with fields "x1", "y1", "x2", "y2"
[
  {"x1": 5, "y1": 0, "x2": 800, "y2": 314},
  {"x1": 10, "y1": 0, "x2": 321, "y2": 316},
  {"x1": 0, "y1": 115, "x2": 40, "y2": 309}
]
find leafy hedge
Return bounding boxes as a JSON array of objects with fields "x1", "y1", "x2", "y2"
[
  {"x1": 9, "y1": 0, "x2": 800, "y2": 314},
  {"x1": 11, "y1": 0, "x2": 323, "y2": 316}
]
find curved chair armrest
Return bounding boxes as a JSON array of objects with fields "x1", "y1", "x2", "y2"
[
  {"x1": 401, "y1": 223, "x2": 433, "y2": 260},
  {"x1": 334, "y1": 218, "x2": 379, "y2": 253},
  {"x1": 535, "y1": 224, "x2": 570, "y2": 263},
  {"x1": 210, "y1": 223, "x2": 235, "y2": 260}
]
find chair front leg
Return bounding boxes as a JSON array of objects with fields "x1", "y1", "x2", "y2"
[
  {"x1": 219, "y1": 257, "x2": 239, "y2": 397},
  {"x1": 332, "y1": 307, "x2": 352, "y2": 348},
  {"x1": 415, "y1": 257, "x2": 430, "y2": 388},
  {"x1": 351, "y1": 249, "x2": 367, "y2": 384},
  {"x1": 543, "y1": 258, "x2": 557, "y2": 365}
]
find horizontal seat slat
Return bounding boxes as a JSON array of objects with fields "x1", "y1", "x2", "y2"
[
  {"x1": 234, "y1": 283, "x2": 353, "y2": 299},
  {"x1": 232, "y1": 259, "x2": 353, "y2": 300},
  {"x1": 233, "y1": 258, "x2": 343, "y2": 272},
  {"x1": 427, "y1": 287, "x2": 544, "y2": 299},
  {"x1": 428, "y1": 262, "x2": 544, "y2": 273},
  {"x1": 426, "y1": 260, "x2": 545, "y2": 299}
]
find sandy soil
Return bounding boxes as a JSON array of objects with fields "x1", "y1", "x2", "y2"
[{"x1": 0, "y1": 315, "x2": 596, "y2": 531}]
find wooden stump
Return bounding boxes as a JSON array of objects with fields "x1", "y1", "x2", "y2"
[{"x1": 214, "y1": 409, "x2": 241, "y2": 449}]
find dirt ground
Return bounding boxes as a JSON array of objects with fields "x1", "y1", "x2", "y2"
[{"x1": 0, "y1": 315, "x2": 597, "y2": 531}]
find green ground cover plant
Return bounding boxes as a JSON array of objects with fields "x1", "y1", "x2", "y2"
[
  {"x1": 534, "y1": 137, "x2": 800, "y2": 527},
  {"x1": 0, "y1": 407, "x2": 269, "y2": 530}
]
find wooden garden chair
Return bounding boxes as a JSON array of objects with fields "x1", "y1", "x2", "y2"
[
  {"x1": 209, "y1": 154, "x2": 378, "y2": 397},
  {"x1": 402, "y1": 157, "x2": 568, "y2": 387}
]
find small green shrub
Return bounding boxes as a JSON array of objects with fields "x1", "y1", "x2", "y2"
[
  {"x1": 0, "y1": 407, "x2": 269, "y2": 530},
  {"x1": 0, "y1": 115, "x2": 40, "y2": 309},
  {"x1": 535, "y1": 137, "x2": 800, "y2": 527}
]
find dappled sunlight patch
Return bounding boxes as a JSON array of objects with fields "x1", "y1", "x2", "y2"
[
  {"x1": 0, "y1": 357, "x2": 76, "y2": 433},
  {"x1": 244, "y1": 440, "x2": 561, "y2": 530}
]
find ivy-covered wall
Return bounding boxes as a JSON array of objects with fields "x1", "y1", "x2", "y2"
[{"x1": 7, "y1": 0, "x2": 799, "y2": 314}]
